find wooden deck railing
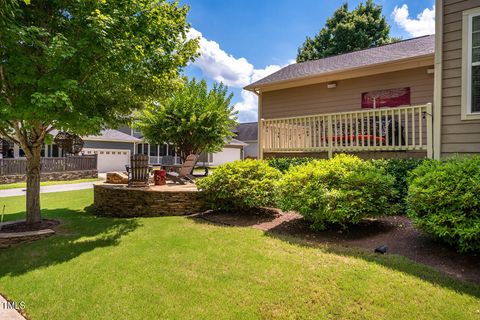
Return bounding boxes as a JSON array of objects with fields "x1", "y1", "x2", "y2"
[
  {"x1": 0, "y1": 155, "x2": 98, "y2": 176},
  {"x1": 261, "y1": 104, "x2": 433, "y2": 158}
]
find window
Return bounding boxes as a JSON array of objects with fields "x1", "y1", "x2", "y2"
[
  {"x1": 462, "y1": 8, "x2": 480, "y2": 119},
  {"x1": 150, "y1": 144, "x2": 158, "y2": 157}
]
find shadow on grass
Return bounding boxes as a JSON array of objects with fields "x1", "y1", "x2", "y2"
[
  {"x1": 0, "y1": 206, "x2": 139, "y2": 277},
  {"x1": 191, "y1": 216, "x2": 480, "y2": 299}
]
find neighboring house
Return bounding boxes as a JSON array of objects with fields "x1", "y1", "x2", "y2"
[
  {"x1": 246, "y1": 35, "x2": 435, "y2": 159},
  {"x1": 119, "y1": 124, "x2": 248, "y2": 167},
  {"x1": 1, "y1": 129, "x2": 141, "y2": 173},
  {"x1": 234, "y1": 122, "x2": 258, "y2": 158},
  {"x1": 1, "y1": 126, "x2": 247, "y2": 172},
  {"x1": 199, "y1": 138, "x2": 248, "y2": 166},
  {"x1": 434, "y1": 0, "x2": 480, "y2": 158}
]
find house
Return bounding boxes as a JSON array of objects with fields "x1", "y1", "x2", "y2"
[
  {"x1": 434, "y1": 0, "x2": 480, "y2": 158},
  {"x1": 246, "y1": 35, "x2": 435, "y2": 159},
  {"x1": 198, "y1": 138, "x2": 248, "y2": 166},
  {"x1": 1, "y1": 126, "x2": 249, "y2": 172},
  {"x1": 1, "y1": 129, "x2": 141, "y2": 173},
  {"x1": 246, "y1": 0, "x2": 480, "y2": 161},
  {"x1": 234, "y1": 122, "x2": 258, "y2": 159},
  {"x1": 119, "y1": 125, "x2": 248, "y2": 167}
]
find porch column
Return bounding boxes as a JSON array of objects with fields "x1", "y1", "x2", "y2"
[
  {"x1": 257, "y1": 91, "x2": 263, "y2": 160},
  {"x1": 13, "y1": 143, "x2": 19, "y2": 158},
  {"x1": 426, "y1": 103, "x2": 433, "y2": 159}
]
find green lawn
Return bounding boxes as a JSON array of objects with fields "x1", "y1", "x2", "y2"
[
  {"x1": 0, "y1": 178, "x2": 100, "y2": 190},
  {"x1": 0, "y1": 190, "x2": 479, "y2": 320}
]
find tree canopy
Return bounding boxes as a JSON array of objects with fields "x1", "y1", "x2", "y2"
[
  {"x1": 0, "y1": 0, "x2": 199, "y2": 223},
  {"x1": 297, "y1": 0, "x2": 395, "y2": 62},
  {"x1": 135, "y1": 78, "x2": 237, "y2": 161}
]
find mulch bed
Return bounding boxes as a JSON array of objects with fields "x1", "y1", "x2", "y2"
[
  {"x1": 0, "y1": 219, "x2": 59, "y2": 233},
  {"x1": 198, "y1": 210, "x2": 480, "y2": 284}
]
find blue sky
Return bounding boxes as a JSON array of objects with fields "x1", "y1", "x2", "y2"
[{"x1": 181, "y1": 0, "x2": 436, "y2": 122}]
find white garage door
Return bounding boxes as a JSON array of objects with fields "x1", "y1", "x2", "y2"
[
  {"x1": 82, "y1": 148, "x2": 130, "y2": 173},
  {"x1": 212, "y1": 148, "x2": 242, "y2": 166}
]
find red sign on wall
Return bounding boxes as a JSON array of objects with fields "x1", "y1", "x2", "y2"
[{"x1": 361, "y1": 87, "x2": 411, "y2": 109}]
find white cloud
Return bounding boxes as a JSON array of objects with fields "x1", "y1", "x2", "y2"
[
  {"x1": 392, "y1": 4, "x2": 435, "y2": 37},
  {"x1": 188, "y1": 28, "x2": 293, "y2": 122},
  {"x1": 233, "y1": 90, "x2": 259, "y2": 123},
  {"x1": 187, "y1": 28, "x2": 254, "y2": 88}
]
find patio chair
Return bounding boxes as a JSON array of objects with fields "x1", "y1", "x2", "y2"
[
  {"x1": 166, "y1": 154, "x2": 198, "y2": 185},
  {"x1": 126, "y1": 153, "x2": 151, "y2": 187}
]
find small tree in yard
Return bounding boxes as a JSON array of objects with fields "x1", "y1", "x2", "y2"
[
  {"x1": 0, "y1": 0, "x2": 198, "y2": 224},
  {"x1": 135, "y1": 78, "x2": 237, "y2": 161}
]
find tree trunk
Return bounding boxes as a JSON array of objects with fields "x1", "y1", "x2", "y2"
[{"x1": 25, "y1": 146, "x2": 42, "y2": 225}]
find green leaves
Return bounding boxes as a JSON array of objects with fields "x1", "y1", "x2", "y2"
[
  {"x1": 267, "y1": 157, "x2": 315, "y2": 173},
  {"x1": 0, "y1": 0, "x2": 199, "y2": 136},
  {"x1": 297, "y1": 0, "x2": 394, "y2": 62},
  {"x1": 197, "y1": 160, "x2": 282, "y2": 212},
  {"x1": 277, "y1": 154, "x2": 395, "y2": 230},
  {"x1": 407, "y1": 156, "x2": 480, "y2": 252},
  {"x1": 135, "y1": 77, "x2": 237, "y2": 159}
]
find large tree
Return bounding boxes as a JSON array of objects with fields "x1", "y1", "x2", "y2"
[
  {"x1": 0, "y1": 0, "x2": 198, "y2": 224},
  {"x1": 297, "y1": 0, "x2": 394, "y2": 62},
  {"x1": 135, "y1": 78, "x2": 237, "y2": 161}
]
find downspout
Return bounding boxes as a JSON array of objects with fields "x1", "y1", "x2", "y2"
[{"x1": 433, "y1": 0, "x2": 443, "y2": 160}]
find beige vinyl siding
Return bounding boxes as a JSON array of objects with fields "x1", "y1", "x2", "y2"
[
  {"x1": 261, "y1": 67, "x2": 434, "y2": 119},
  {"x1": 441, "y1": 0, "x2": 480, "y2": 156}
]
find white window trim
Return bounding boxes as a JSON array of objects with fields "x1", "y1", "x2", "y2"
[{"x1": 461, "y1": 7, "x2": 480, "y2": 120}]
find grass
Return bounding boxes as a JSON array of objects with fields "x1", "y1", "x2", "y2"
[
  {"x1": 0, "y1": 190, "x2": 479, "y2": 320},
  {"x1": 0, "y1": 178, "x2": 100, "y2": 190}
]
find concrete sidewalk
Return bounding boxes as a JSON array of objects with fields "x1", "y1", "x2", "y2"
[
  {"x1": 0, "y1": 182, "x2": 95, "y2": 198},
  {"x1": 0, "y1": 295, "x2": 26, "y2": 320}
]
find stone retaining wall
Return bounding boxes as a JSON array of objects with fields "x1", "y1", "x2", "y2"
[
  {"x1": 93, "y1": 184, "x2": 207, "y2": 217},
  {"x1": 0, "y1": 170, "x2": 98, "y2": 184},
  {"x1": 0, "y1": 229, "x2": 55, "y2": 248}
]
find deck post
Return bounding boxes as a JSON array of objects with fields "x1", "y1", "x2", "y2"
[
  {"x1": 327, "y1": 115, "x2": 333, "y2": 158},
  {"x1": 258, "y1": 119, "x2": 264, "y2": 160},
  {"x1": 426, "y1": 103, "x2": 433, "y2": 159}
]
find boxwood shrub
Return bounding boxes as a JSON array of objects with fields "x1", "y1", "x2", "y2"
[
  {"x1": 196, "y1": 159, "x2": 282, "y2": 212},
  {"x1": 407, "y1": 157, "x2": 480, "y2": 252},
  {"x1": 267, "y1": 157, "x2": 314, "y2": 173},
  {"x1": 277, "y1": 154, "x2": 395, "y2": 230},
  {"x1": 374, "y1": 158, "x2": 426, "y2": 214}
]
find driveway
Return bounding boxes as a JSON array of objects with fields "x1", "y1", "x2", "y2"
[{"x1": 0, "y1": 182, "x2": 95, "y2": 198}]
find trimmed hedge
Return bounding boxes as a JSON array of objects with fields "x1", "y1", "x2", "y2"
[
  {"x1": 407, "y1": 157, "x2": 480, "y2": 252},
  {"x1": 277, "y1": 154, "x2": 395, "y2": 230},
  {"x1": 196, "y1": 159, "x2": 281, "y2": 212},
  {"x1": 267, "y1": 157, "x2": 314, "y2": 173}
]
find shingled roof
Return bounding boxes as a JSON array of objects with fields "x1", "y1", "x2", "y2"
[
  {"x1": 49, "y1": 129, "x2": 142, "y2": 142},
  {"x1": 234, "y1": 122, "x2": 258, "y2": 142},
  {"x1": 245, "y1": 35, "x2": 435, "y2": 91}
]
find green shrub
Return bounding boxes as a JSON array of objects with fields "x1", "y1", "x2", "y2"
[
  {"x1": 374, "y1": 158, "x2": 426, "y2": 214},
  {"x1": 407, "y1": 157, "x2": 480, "y2": 252},
  {"x1": 277, "y1": 154, "x2": 395, "y2": 230},
  {"x1": 196, "y1": 159, "x2": 282, "y2": 212},
  {"x1": 267, "y1": 157, "x2": 314, "y2": 173}
]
